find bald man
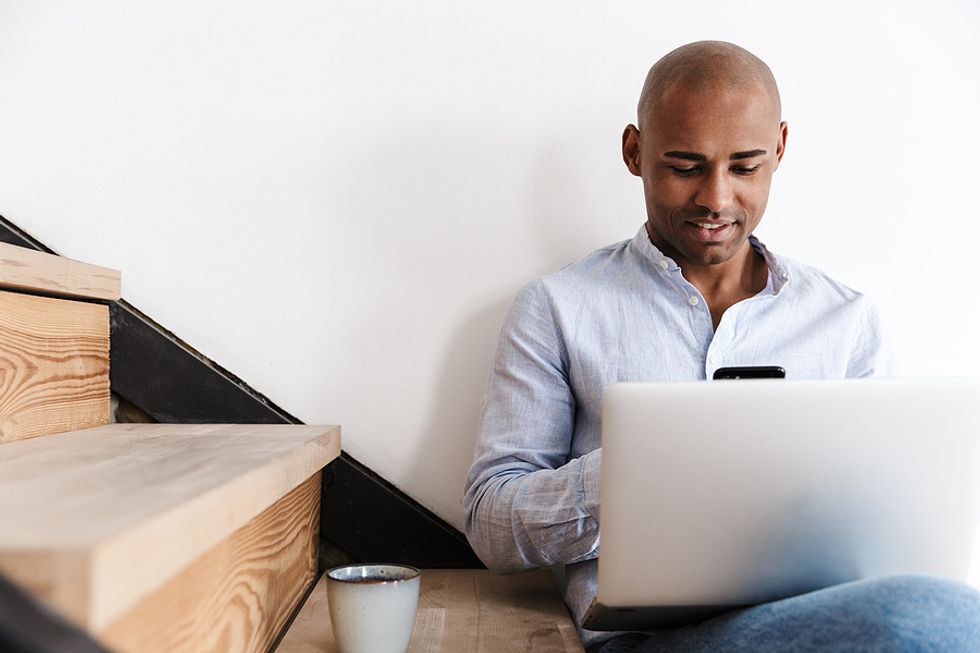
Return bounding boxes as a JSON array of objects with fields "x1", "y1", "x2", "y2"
[{"x1": 464, "y1": 42, "x2": 980, "y2": 652}]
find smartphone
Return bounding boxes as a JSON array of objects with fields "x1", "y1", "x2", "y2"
[{"x1": 712, "y1": 366, "x2": 786, "y2": 380}]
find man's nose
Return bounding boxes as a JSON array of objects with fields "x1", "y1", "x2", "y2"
[{"x1": 694, "y1": 169, "x2": 734, "y2": 214}]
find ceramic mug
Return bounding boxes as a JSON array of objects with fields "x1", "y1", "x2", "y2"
[{"x1": 326, "y1": 563, "x2": 421, "y2": 653}]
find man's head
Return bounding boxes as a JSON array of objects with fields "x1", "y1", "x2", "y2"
[{"x1": 622, "y1": 41, "x2": 788, "y2": 271}]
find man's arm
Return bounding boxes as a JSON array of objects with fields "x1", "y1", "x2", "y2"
[{"x1": 463, "y1": 281, "x2": 601, "y2": 573}]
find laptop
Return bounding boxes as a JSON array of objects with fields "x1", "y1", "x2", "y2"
[{"x1": 582, "y1": 377, "x2": 980, "y2": 631}]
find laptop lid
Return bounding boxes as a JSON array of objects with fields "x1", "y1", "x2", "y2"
[{"x1": 582, "y1": 377, "x2": 980, "y2": 631}]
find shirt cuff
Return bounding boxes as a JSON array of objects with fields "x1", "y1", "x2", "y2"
[{"x1": 581, "y1": 448, "x2": 602, "y2": 521}]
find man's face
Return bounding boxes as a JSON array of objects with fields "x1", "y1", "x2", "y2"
[{"x1": 623, "y1": 82, "x2": 787, "y2": 269}]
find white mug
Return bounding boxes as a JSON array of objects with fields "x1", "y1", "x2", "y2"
[{"x1": 326, "y1": 563, "x2": 421, "y2": 653}]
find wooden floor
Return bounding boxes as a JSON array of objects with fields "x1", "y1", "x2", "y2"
[{"x1": 277, "y1": 568, "x2": 585, "y2": 653}]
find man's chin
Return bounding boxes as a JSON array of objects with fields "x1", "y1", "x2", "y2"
[{"x1": 680, "y1": 242, "x2": 745, "y2": 267}]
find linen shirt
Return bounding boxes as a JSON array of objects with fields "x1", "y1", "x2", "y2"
[{"x1": 462, "y1": 225, "x2": 896, "y2": 648}]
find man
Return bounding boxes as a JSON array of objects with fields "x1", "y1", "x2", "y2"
[{"x1": 463, "y1": 41, "x2": 980, "y2": 652}]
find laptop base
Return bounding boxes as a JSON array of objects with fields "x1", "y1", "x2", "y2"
[{"x1": 582, "y1": 600, "x2": 745, "y2": 632}]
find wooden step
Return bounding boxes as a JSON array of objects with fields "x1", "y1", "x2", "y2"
[
  {"x1": 0, "y1": 290, "x2": 110, "y2": 443},
  {"x1": 0, "y1": 422, "x2": 340, "y2": 653},
  {"x1": 0, "y1": 242, "x2": 119, "y2": 444}
]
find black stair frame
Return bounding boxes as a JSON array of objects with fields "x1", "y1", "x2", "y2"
[{"x1": 0, "y1": 214, "x2": 482, "y2": 569}]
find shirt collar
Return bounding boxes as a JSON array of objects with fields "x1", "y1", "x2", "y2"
[
  {"x1": 748, "y1": 235, "x2": 790, "y2": 295},
  {"x1": 629, "y1": 224, "x2": 791, "y2": 295}
]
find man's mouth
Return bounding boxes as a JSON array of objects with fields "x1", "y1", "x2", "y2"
[{"x1": 686, "y1": 221, "x2": 735, "y2": 242}]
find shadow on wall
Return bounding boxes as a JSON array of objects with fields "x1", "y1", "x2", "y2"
[
  {"x1": 399, "y1": 134, "x2": 628, "y2": 531},
  {"x1": 526, "y1": 137, "x2": 639, "y2": 273},
  {"x1": 408, "y1": 295, "x2": 513, "y2": 533},
  {"x1": 328, "y1": 122, "x2": 631, "y2": 531}
]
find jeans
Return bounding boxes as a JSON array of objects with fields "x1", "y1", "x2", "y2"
[{"x1": 587, "y1": 575, "x2": 980, "y2": 653}]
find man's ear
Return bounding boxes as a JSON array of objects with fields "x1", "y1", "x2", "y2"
[
  {"x1": 622, "y1": 124, "x2": 642, "y2": 177},
  {"x1": 774, "y1": 121, "x2": 788, "y2": 170}
]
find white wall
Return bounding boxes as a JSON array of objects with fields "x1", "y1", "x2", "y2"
[{"x1": 1, "y1": 1, "x2": 978, "y2": 538}]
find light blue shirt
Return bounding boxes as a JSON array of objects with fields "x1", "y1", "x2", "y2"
[{"x1": 462, "y1": 225, "x2": 895, "y2": 647}]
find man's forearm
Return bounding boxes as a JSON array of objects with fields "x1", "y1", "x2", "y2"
[{"x1": 464, "y1": 447, "x2": 601, "y2": 573}]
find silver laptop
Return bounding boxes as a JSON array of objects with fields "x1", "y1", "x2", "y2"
[{"x1": 582, "y1": 377, "x2": 980, "y2": 631}]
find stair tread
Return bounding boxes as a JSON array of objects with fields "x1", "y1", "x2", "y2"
[
  {"x1": 0, "y1": 423, "x2": 340, "y2": 630},
  {"x1": 0, "y1": 241, "x2": 121, "y2": 301}
]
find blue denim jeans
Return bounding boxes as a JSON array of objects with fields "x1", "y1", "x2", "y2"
[{"x1": 587, "y1": 575, "x2": 980, "y2": 653}]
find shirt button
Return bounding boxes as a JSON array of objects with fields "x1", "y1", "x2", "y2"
[
  {"x1": 708, "y1": 355, "x2": 717, "y2": 365},
  {"x1": 688, "y1": 295, "x2": 699, "y2": 306},
  {"x1": 659, "y1": 260, "x2": 669, "y2": 269}
]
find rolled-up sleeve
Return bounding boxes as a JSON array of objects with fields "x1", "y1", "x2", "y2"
[{"x1": 463, "y1": 281, "x2": 601, "y2": 573}]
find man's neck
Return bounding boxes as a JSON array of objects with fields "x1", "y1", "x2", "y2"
[
  {"x1": 650, "y1": 231, "x2": 768, "y2": 329},
  {"x1": 680, "y1": 243, "x2": 767, "y2": 299}
]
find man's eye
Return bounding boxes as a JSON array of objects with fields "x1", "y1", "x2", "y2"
[
  {"x1": 670, "y1": 166, "x2": 701, "y2": 176},
  {"x1": 732, "y1": 165, "x2": 761, "y2": 175}
]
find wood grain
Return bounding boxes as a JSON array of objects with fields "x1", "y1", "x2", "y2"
[
  {"x1": 0, "y1": 290, "x2": 109, "y2": 443},
  {"x1": 0, "y1": 241, "x2": 121, "y2": 301},
  {"x1": 101, "y1": 472, "x2": 321, "y2": 653},
  {"x1": 276, "y1": 569, "x2": 585, "y2": 653},
  {"x1": 0, "y1": 423, "x2": 340, "y2": 630}
]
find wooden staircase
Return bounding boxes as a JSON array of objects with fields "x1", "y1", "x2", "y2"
[{"x1": 0, "y1": 243, "x2": 340, "y2": 652}]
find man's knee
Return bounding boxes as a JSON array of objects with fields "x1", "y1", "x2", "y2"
[{"x1": 845, "y1": 575, "x2": 980, "y2": 649}]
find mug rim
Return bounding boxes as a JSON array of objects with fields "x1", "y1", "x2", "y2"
[{"x1": 326, "y1": 563, "x2": 422, "y2": 585}]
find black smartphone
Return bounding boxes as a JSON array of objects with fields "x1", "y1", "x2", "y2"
[{"x1": 712, "y1": 366, "x2": 785, "y2": 380}]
